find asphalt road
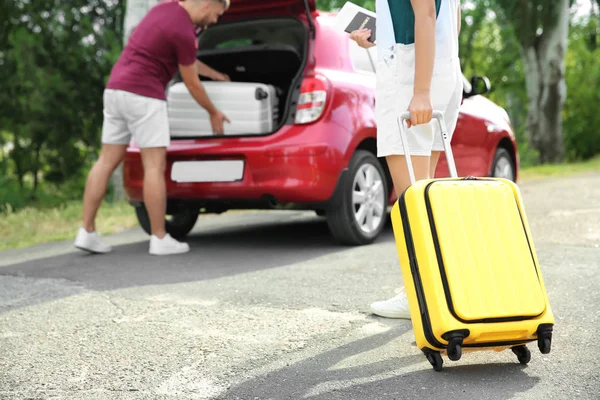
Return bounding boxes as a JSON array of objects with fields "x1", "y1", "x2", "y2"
[{"x1": 1, "y1": 173, "x2": 599, "y2": 400}]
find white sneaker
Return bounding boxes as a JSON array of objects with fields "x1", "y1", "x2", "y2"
[
  {"x1": 74, "y1": 228, "x2": 112, "y2": 254},
  {"x1": 370, "y1": 288, "x2": 411, "y2": 319},
  {"x1": 149, "y1": 233, "x2": 190, "y2": 256}
]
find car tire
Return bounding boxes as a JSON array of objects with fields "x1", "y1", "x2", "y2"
[
  {"x1": 134, "y1": 204, "x2": 199, "y2": 240},
  {"x1": 326, "y1": 150, "x2": 389, "y2": 246},
  {"x1": 491, "y1": 147, "x2": 516, "y2": 182}
]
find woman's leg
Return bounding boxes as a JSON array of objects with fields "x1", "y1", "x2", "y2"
[
  {"x1": 386, "y1": 154, "x2": 433, "y2": 197},
  {"x1": 430, "y1": 152, "x2": 441, "y2": 178},
  {"x1": 369, "y1": 153, "x2": 434, "y2": 319}
]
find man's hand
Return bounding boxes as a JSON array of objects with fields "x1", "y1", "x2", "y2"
[
  {"x1": 212, "y1": 71, "x2": 231, "y2": 82},
  {"x1": 349, "y1": 29, "x2": 375, "y2": 49},
  {"x1": 407, "y1": 92, "x2": 433, "y2": 128},
  {"x1": 210, "y1": 110, "x2": 231, "y2": 135}
]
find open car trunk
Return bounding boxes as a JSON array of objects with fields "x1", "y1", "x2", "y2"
[
  {"x1": 167, "y1": 17, "x2": 309, "y2": 138},
  {"x1": 221, "y1": 0, "x2": 316, "y2": 22}
]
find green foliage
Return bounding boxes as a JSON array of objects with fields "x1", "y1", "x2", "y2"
[
  {"x1": 0, "y1": 176, "x2": 27, "y2": 213},
  {"x1": 563, "y1": 17, "x2": 600, "y2": 161},
  {"x1": 317, "y1": 1, "x2": 374, "y2": 12},
  {"x1": 0, "y1": 0, "x2": 126, "y2": 211}
]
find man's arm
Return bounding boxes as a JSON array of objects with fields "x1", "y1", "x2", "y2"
[
  {"x1": 179, "y1": 63, "x2": 230, "y2": 134},
  {"x1": 407, "y1": 0, "x2": 437, "y2": 127},
  {"x1": 195, "y1": 60, "x2": 230, "y2": 81},
  {"x1": 179, "y1": 63, "x2": 218, "y2": 114}
]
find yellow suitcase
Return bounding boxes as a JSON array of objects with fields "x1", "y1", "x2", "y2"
[{"x1": 391, "y1": 112, "x2": 555, "y2": 372}]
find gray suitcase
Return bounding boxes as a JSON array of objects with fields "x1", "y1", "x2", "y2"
[{"x1": 167, "y1": 81, "x2": 279, "y2": 137}]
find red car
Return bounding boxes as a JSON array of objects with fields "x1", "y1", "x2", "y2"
[{"x1": 123, "y1": 0, "x2": 519, "y2": 246}]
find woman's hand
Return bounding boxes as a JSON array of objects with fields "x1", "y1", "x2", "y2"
[
  {"x1": 349, "y1": 29, "x2": 375, "y2": 49},
  {"x1": 407, "y1": 91, "x2": 433, "y2": 128}
]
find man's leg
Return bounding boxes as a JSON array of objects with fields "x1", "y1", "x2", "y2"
[
  {"x1": 140, "y1": 147, "x2": 190, "y2": 255},
  {"x1": 75, "y1": 144, "x2": 127, "y2": 253},
  {"x1": 82, "y1": 144, "x2": 128, "y2": 232},
  {"x1": 76, "y1": 89, "x2": 132, "y2": 253},
  {"x1": 128, "y1": 91, "x2": 190, "y2": 256},
  {"x1": 140, "y1": 147, "x2": 167, "y2": 238}
]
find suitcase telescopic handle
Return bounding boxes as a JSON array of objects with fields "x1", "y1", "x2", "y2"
[{"x1": 397, "y1": 111, "x2": 459, "y2": 185}]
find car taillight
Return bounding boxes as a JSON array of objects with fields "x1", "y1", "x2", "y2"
[{"x1": 295, "y1": 75, "x2": 329, "y2": 125}]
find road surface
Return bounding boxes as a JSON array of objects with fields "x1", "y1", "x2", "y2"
[{"x1": 0, "y1": 173, "x2": 599, "y2": 399}]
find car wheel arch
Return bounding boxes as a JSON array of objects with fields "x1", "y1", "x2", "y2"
[
  {"x1": 490, "y1": 136, "x2": 518, "y2": 182},
  {"x1": 352, "y1": 137, "x2": 393, "y2": 197},
  {"x1": 496, "y1": 136, "x2": 517, "y2": 166}
]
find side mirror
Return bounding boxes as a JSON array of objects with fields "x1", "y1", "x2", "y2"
[{"x1": 470, "y1": 76, "x2": 491, "y2": 96}]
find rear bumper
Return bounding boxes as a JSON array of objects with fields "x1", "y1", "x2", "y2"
[{"x1": 123, "y1": 124, "x2": 347, "y2": 209}]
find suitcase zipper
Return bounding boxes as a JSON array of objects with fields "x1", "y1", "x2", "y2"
[
  {"x1": 423, "y1": 180, "x2": 545, "y2": 324},
  {"x1": 398, "y1": 193, "x2": 446, "y2": 350}
]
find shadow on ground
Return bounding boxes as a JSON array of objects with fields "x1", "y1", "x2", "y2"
[
  {"x1": 0, "y1": 215, "x2": 394, "y2": 314},
  {"x1": 218, "y1": 328, "x2": 540, "y2": 400}
]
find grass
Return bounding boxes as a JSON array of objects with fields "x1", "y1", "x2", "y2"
[
  {"x1": 0, "y1": 200, "x2": 138, "y2": 251},
  {"x1": 519, "y1": 155, "x2": 600, "y2": 181}
]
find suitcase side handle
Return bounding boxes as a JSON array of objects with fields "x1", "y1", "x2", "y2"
[{"x1": 397, "y1": 111, "x2": 459, "y2": 185}]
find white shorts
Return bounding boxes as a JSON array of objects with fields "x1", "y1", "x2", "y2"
[
  {"x1": 376, "y1": 45, "x2": 463, "y2": 158},
  {"x1": 101, "y1": 89, "x2": 170, "y2": 148}
]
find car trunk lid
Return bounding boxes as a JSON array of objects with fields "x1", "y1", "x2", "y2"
[
  {"x1": 223, "y1": 0, "x2": 315, "y2": 16},
  {"x1": 222, "y1": 0, "x2": 316, "y2": 37}
]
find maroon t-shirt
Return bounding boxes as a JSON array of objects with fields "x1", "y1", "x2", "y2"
[{"x1": 106, "y1": 1, "x2": 197, "y2": 101}]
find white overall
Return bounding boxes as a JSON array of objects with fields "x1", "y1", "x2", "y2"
[{"x1": 375, "y1": 0, "x2": 463, "y2": 157}]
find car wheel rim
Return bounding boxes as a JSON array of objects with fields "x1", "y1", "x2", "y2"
[
  {"x1": 495, "y1": 156, "x2": 514, "y2": 181},
  {"x1": 352, "y1": 163, "x2": 385, "y2": 234}
]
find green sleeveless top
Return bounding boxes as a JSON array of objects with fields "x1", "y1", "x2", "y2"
[{"x1": 388, "y1": 0, "x2": 442, "y2": 45}]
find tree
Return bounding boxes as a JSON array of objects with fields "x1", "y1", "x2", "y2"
[
  {"x1": 493, "y1": 0, "x2": 573, "y2": 163},
  {"x1": 562, "y1": 1, "x2": 600, "y2": 160},
  {"x1": 0, "y1": 0, "x2": 125, "y2": 202}
]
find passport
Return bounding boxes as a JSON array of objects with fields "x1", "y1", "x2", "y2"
[
  {"x1": 344, "y1": 11, "x2": 377, "y2": 42},
  {"x1": 335, "y1": 2, "x2": 377, "y2": 43}
]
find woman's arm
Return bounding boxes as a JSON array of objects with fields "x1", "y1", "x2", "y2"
[
  {"x1": 407, "y1": 0, "x2": 437, "y2": 127},
  {"x1": 458, "y1": 2, "x2": 461, "y2": 34}
]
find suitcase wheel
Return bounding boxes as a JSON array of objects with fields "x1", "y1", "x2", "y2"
[
  {"x1": 538, "y1": 337, "x2": 552, "y2": 354},
  {"x1": 536, "y1": 324, "x2": 553, "y2": 355},
  {"x1": 424, "y1": 349, "x2": 444, "y2": 372},
  {"x1": 511, "y1": 345, "x2": 531, "y2": 365},
  {"x1": 447, "y1": 338, "x2": 463, "y2": 362}
]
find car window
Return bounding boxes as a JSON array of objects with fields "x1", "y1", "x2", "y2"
[{"x1": 348, "y1": 40, "x2": 375, "y2": 74}]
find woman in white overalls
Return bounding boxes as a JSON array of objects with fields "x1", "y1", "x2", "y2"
[{"x1": 350, "y1": 0, "x2": 463, "y2": 319}]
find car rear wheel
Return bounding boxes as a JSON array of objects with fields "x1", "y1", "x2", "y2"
[
  {"x1": 134, "y1": 204, "x2": 199, "y2": 240},
  {"x1": 326, "y1": 150, "x2": 389, "y2": 246},
  {"x1": 491, "y1": 148, "x2": 515, "y2": 182}
]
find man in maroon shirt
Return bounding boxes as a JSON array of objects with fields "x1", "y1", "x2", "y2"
[{"x1": 75, "y1": 0, "x2": 231, "y2": 256}]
